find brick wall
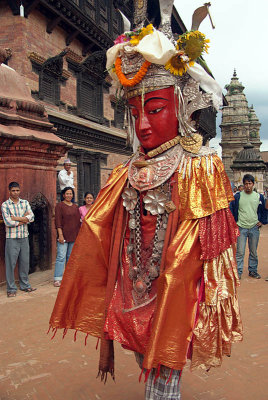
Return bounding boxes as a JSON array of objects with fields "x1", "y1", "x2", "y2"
[
  {"x1": 0, "y1": 6, "x2": 115, "y2": 124},
  {"x1": 101, "y1": 152, "x2": 129, "y2": 186}
]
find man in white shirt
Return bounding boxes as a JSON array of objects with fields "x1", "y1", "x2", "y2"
[{"x1": 58, "y1": 159, "x2": 75, "y2": 201}]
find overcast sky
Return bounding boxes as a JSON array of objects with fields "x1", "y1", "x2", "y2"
[{"x1": 174, "y1": 0, "x2": 268, "y2": 155}]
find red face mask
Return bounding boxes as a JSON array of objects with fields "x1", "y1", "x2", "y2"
[{"x1": 128, "y1": 86, "x2": 178, "y2": 151}]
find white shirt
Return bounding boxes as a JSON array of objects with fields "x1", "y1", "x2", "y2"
[{"x1": 58, "y1": 169, "x2": 74, "y2": 190}]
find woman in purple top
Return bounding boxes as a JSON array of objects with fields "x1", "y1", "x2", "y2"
[
  {"x1": 54, "y1": 187, "x2": 80, "y2": 287},
  {"x1": 79, "y1": 192, "x2": 94, "y2": 221}
]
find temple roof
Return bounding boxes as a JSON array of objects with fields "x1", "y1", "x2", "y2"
[
  {"x1": 231, "y1": 142, "x2": 266, "y2": 171},
  {"x1": 0, "y1": 64, "x2": 34, "y2": 102},
  {"x1": 225, "y1": 69, "x2": 245, "y2": 95},
  {"x1": 0, "y1": 54, "x2": 67, "y2": 146},
  {"x1": 248, "y1": 105, "x2": 259, "y2": 122}
]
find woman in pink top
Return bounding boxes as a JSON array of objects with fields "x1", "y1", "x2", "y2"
[{"x1": 79, "y1": 192, "x2": 94, "y2": 221}]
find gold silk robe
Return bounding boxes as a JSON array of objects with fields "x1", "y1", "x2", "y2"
[{"x1": 50, "y1": 153, "x2": 243, "y2": 372}]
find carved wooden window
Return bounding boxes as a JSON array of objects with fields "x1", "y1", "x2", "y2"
[
  {"x1": 114, "y1": 108, "x2": 125, "y2": 129},
  {"x1": 111, "y1": 99, "x2": 125, "y2": 129},
  {"x1": 30, "y1": 51, "x2": 67, "y2": 106},
  {"x1": 84, "y1": 0, "x2": 96, "y2": 20},
  {"x1": 39, "y1": 72, "x2": 60, "y2": 105},
  {"x1": 77, "y1": 74, "x2": 103, "y2": 123},
  {"x1": 112, "y1": 5, "x2": 123, "y2": 39},
  {"x1": 76, "y1": 51, "x2": 107, "y2": 124},
  {"x1": 83, "y1": 162, "x2": 92, "y2": 192},
  {"x1": 68, "y1": 149, "x2": 107, "y2": 206},
  {"x1": 99, "y1": 0, "x2": 109, "y2": 32}
]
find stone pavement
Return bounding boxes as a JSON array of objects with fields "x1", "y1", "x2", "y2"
[{"x1": 0, "y1": 226, "x2": 267, "y2": 400}]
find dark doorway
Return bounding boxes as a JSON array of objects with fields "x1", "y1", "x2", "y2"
[{"x1": 29, "y1": 193, "x2": 50, "y2": 274}]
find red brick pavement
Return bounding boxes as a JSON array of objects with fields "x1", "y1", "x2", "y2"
[{"x1": 0, "y1": 226, "x2": 267, "y2": 400}]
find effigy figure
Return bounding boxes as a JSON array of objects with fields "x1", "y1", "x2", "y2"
[{"x1": 50, "y1": 1, "x2": 242, "y2": 398}]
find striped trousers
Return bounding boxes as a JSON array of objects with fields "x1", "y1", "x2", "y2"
[{"x1": 135, "y1": 353, "x2": 181, "y2": 400}]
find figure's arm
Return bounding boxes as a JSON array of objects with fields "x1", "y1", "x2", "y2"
[
  {"x1": 257, "y1": 194, "x2": 267, "y2": 226},
  {"x1": 55, "y1": 205, "x2": 65, "y2": 243},
  {"x1": 11, "y1": 201, "x2": 34, "y2": 224},
  {"x1": 229, "y1": 198, "x2": 235, "y2": 215},
  {"x1": 57, "y1": 228, "x2": 65, "y2": 244},
  {"x1": 11, "y1": 215, "x2": 29, "y2": 223},
  {"x1": 1, "y1": 203, "x2": 19, "y2": 227},
  {"x1": 25, "y1": 202, "x2": 34, "y2": 223}
]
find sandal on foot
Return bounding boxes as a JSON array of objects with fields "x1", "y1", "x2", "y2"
[
  {"x1": 7, "y1": 292, "x2": 16, "y2": 298},
  {"x1": 20, "y1": 287, "x2": 37, "y2": 292},
  {"x1": 53, "y1": 281, "x2": 61, "y2": 287}
]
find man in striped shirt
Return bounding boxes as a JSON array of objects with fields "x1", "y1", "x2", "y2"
[{"x1": 1, "y1": 182, "x2": 36, "y2": 297}]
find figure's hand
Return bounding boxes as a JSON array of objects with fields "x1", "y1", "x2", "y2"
[
  {"x1": 58, "y1": 235, "x2": 65, "y2": 244},
  {"x1": 257, "y1": 221, "x2": 262, "y2": 228},
  {"x1": 11, "y1": 215, "x2": 28, "y2": 223}
]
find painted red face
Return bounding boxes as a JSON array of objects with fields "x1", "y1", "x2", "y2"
[{"x1": 128, "y1": 87, "x2": 178, "y2": 151}]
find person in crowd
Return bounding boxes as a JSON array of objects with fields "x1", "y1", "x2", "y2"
[
  {"x1": 79, "y1": 192, "x2": 94, "y2": 222},
  {"x1": 238, "y1": 184, "x2": 244, "y2": 192},
  {"x1": 58, "y1": 159, "x2": 75, "y2": 201},
  {"x1": 1, "y1": 182, "x2": 36, "y2": 297},
  {"x1": 54, "y1": 187, "x2": 80, "y2": 287},
  {"x1": 50, "y1": 3, "x2": 242, "y2": 398},
  {"x1": 230, "y1": 174, "x2": 267, "y2": 279},
  {"x1": 232, "y1": 186, "x2": 237, "y2": 195}
]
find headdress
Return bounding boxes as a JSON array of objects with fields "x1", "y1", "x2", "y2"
[{"x1": 107, "y1": 1, "x2": 222, "y2": 150}]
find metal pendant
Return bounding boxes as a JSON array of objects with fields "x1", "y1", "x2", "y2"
[
  {"x1": 134, "y1": 278, "x2": 147, "y2": 294},
  {"x1": 149, "y1": 265, "x2": 159, "y2": 279},
  {"x1": 152, "y1": 251, "x2": 160, "y2": 261},
  {"x1": 156, "y1": 241, "x2": 164, "y2": 251},
  {"x1": 127, "y1": 244, "x2": 134, "y2": 254},
  {"x1": 157, "y1": 229, "x2": 166, "y2": 241},
  {"x1": 129, "y1": 218, "x2": 136, "y2": 230},
  {"x1": 129, "y1": 266, "x2": 138, "y2": 280}
]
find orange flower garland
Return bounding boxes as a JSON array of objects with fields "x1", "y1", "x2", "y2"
[{"x1": 115, "y1": 57, "x2": 151, "y2": 87}]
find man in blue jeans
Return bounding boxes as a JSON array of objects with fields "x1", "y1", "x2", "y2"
[{"x1": 230, "y1": 174, "x2": 267, "y2": 279}]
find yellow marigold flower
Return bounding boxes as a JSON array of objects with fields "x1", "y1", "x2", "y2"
[
  {"x1": 130, "y1": 37, "x2": 140, "y2": 46},
  {"x1": 130, "y1": 24, "x2": 154, "y2": 46},
  {"x1": 142, "y1": 24, "x2": 154, "y2": 36}
]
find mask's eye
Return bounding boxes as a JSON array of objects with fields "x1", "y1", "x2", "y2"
[{"x1": 148, "y1": 107, "x2": 164, "y2": 114}]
